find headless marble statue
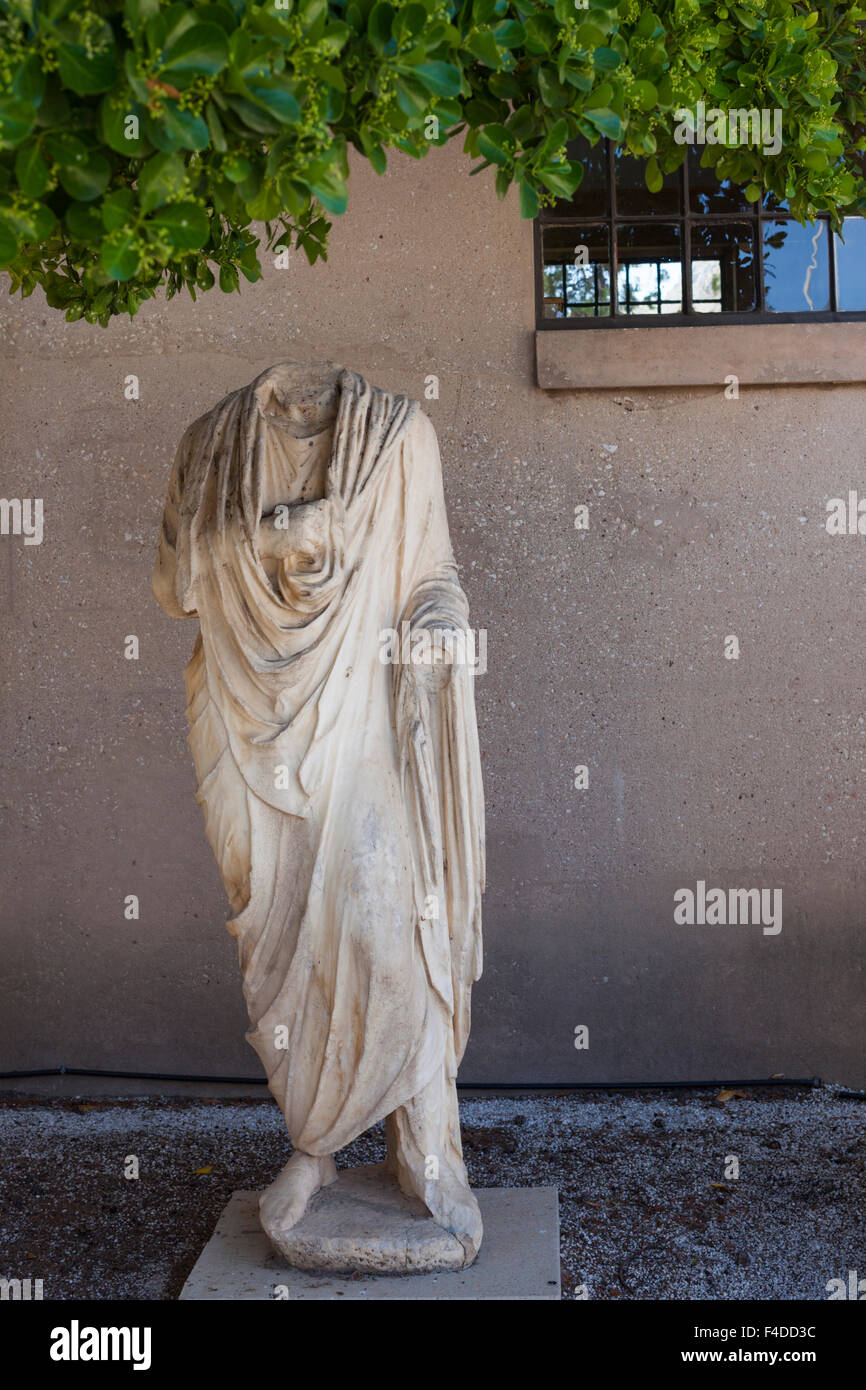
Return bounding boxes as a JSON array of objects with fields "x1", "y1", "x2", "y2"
[{"x1": 153, "y1": 362, "x2": 485, "y2": 1270}]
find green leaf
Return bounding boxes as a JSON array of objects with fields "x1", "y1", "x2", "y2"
[
  {"x1": 239, "y1": 258, "x2": 262, "y2": 284},
  {"x1": 476, "y1": 124, "x2": 513, "y2": 166},
  {"x1": 222, "y1": 154, "x2": 252, "y2": 183},
  {"x1": 536, "y1": 164, "x2": 581, "y2": 199},
  {"x1": 645, "y1": 155, "x2": 663, "y2": 193},
  {"x1": 492, "y1": 19, "x2": 524, "y2": 48},
  {"x1": 537, "y1": 116, "x2": 569, "y2": 162},
  {"x1": 593, "y1": 46, "x2": 622, "y2": 72},
  {"x1": 393, "y1": 2, "x2": 427, "y2": 43},
  {"x1": 488, "y1": 73, "x2": 521, "y2": 102},
  {"x1": 102, "y1": 230, "x2": 142, "y2": 280},
  {"x1": 632, "y1": 80, "x2": 658, "y2": 112},
  {"x1": 225, "y1": 96, "x2": 282, "y2": 135},
  {"x1": 46, "y1": 133, "x2": 88, "y2": 167},
  {"x1": 66, "y1": 201, "x2": 103, "y2": 240},
  {"x1": 368, "y1": 3, "x2": 395, "y2": 53},
  {"x1": 538, "y1": 68, "x2": 567, "y2": 108},
  {"x1": 15, "y1": 144, "x2": 50, "y2": 198},
  {"x1": 219, "y1": 263, "x2": 239, "y2": 293},
  {"x1": 101, "y1": 99, "x2": 150, "y2": 156},
  {"x1": 313, "y1": 61, "x2": 346, "y2": 93},
  {"x1": 466, "y1": 31, "x2": 501, "y2": 68},
  {"x1": 151, "y1": 202, "x2": 210, "y2": 251},
  {"x1": 138, "y1": 152, "x2": 186, "y2": 212},
  {"x1": 413, "y1": 62, "x2": 463, "y2": 98},
  {"x1": 586, "y1": 81, "x2": 614, "y2": 110},
  {"x1": 56, "y1": 42, "x2": 117, "y2": 96},
  {"x1": 563, "y1": 69, "x2": 594, "y2": 92},
  {"x1": 507, "y1": 104, "x2": 537, "y2": 142},
  {"x1": 585, "y1": 107, "x2": 623, "y2": 141},
  {"x1": 307, "y1": 166, "x2": 348, "y2": 216},
  {"x1": 0, "y1": 98, "x2": 35, "y2": 149},
  {"x1": 101, "y1": 188, "x2": 135, "y2": 232},
  {"x1": 636, "y1": 10, "x2": 663, "y2": 39},
  {"x1": 577, "y1": 22, "x2": 606, "y2": 48},
  {"x1": 205, "y1": 100, "x2": 227, "y2": 152},
  {"x1": 124, "y1": 0, "x2": 161, "y2": 24},
  {"x1": 160, "y1": 103, "x2": 211, "y2": 151},
  {"x1": 524, "y1": 11, "x2": 558, "y2": 52},
  {"x1": 0, "y1": 219, "x2": 19, "y2": 265},
  {"x1": 245, "y1": 182, "x2": 282, "y2": 220},
  {"x1": 299, "y1": 0, "x2": 327, "y2": 32},
  {"x1": 278, "y1": 174, "x2": 310, "y2": 215},
  {"x1": 394, "y1": 75, "x2": 428, "y2": 118},
  {"x1": 58, "y1": 152, "x2": 111, "y2": 202},
  {"x1": 519, "y1": 181, "x2": 538, "y2": 218},
  {"x1": 160, "y1": 24, "x2": 230, "y2": 84},
  {"x1": 2, "y1": 201, "x2": 55, "y2": 242},
  {"x1": 12, "y1": 55, "x2": 46, "y2": 107},
  {"x1": 248, "y1": 84, "x2": 302, "y2": 124},
  {"x1": 466, "y1": 94, "x2": 508, "y2": 126},
  {"x1": 358, "y1": 131, "x2": 387, "y2": 175}
]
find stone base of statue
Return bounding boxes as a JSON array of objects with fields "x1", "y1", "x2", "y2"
[
  {"x1": 261, "y1": 1163, "x2": 470, "y2": 1275},
  {"x1": 180, "y1": 1181, "x2": 560, "y2": 1300}
]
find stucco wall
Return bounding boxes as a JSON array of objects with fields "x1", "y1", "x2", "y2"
[{"x1": 2, "y1": 139, "x2": 865, "y2": 1090}]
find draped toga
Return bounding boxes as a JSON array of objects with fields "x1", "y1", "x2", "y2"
[{"x1": 153, "y1": 363, "x2": 484, "y2": 1157}]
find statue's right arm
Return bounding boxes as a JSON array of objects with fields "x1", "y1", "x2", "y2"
[
  {"x1": 152, "y1": 533, "x2": 194, "y2": 619},
  {"x1": 152, "y1": 444, "x2": 197, "y2": 619}
]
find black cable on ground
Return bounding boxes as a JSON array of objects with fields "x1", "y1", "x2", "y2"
[{"x1": 0, "y1": 1065, "x2": 826, "y2": 1090}]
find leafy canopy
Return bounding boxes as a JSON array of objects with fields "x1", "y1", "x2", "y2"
[{"x1": 0, "y1": 0, "x2": 863, "y2": 324}]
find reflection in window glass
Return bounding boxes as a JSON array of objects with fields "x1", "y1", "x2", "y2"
[
  {"x1": 615, "y1": 147, "x2": 680, "y2": 217},
  {"x1": 541, "y1": 224, "x2": 611, "y2": 318},
  {"x1": 551, "y1": 139, "x2": 609, "y2": 217},
  {"x1": 835, "y1": 217, "x2": 866, "y2": 310},
  {"x1": 692, "y1": 261, "x2": 722, "y2": 311},
  {"x1": 616, "y1": 223, "x2": 682, "y2": 314},
  {"x1": 763, "y1": 188, "x2": 790, "y2": 214},
  {"x1": 691, "y1": 223, "x2": 757, "y2": 312},
  {"x1": 687, "y1": 148, "x2": 753, "y2": 215},
  {"x1": 763, "y1": 220, "x2": 830, "y2": 312}
]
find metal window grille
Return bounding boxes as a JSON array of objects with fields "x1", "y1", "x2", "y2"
[{"x1": 535, "y1": 140, "x2": 866, "y2": 329}]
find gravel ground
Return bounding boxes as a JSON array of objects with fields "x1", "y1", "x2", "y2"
[{"x1": 0, "y1": 1085, "x2": 863, "y2": 1301}]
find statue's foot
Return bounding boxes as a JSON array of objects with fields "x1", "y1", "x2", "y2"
[
  {"x1": 259, "y1": 1150, "x2": 338, "y2": 1238},
  {"x1": 396, "y1": 1159, "x2": 483, "y2": 1267}
]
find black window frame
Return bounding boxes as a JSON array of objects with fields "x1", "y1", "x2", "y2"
[{"x1": 535, "y1": 139, "x2": 866, "y2": 330}]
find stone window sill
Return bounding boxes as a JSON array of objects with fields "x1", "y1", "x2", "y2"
[{"x1": 535, "y1": 322, "x2": 866, "y2": 390}]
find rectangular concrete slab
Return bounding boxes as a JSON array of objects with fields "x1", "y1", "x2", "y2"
[
  {"x1": 535, "y1": 321, "x2": 866, "y2": 389},
  {"x1": 180, "y1": 1188, "x2": 560, "y2": 1300}
]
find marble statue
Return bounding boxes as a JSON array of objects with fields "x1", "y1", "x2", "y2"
[{"x1": 153, "y1": 362, "x2": 485, "y2": 1272}]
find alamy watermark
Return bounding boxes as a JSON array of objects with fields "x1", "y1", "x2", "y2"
[
  {"x1": 49, "y1": 1321, "x2": 152, "y2": 1370},
  {"x1": 1, "y1": 1276, "x2": 43, "y2": 1300},
  {"x1": 378, "y1": 622, "x2": 487, "y2": 676},
  {"x1": 826, "y1": 1270, "x2": 866, "y2": 1299},
  {"x1": 0, "y1": 497, "x2": 43, "y2": 545},
  {"x1": 674, "y1": 101, "x2": 782, "y2": 157},
  {"x1": 674, "y1": 880, "x2": 782, "y2": 935},
  {"x1": 826, "y1": 492, "x2": 866, "y2": 534}
]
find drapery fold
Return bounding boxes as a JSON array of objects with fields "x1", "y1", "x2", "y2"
[{"x1": 154, "y1": 363, "x2": 484, "y2": 1152}]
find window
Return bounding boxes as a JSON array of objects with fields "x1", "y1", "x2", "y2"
[{"x1": 536, "y1": 141, "x2": 866, "y2": 329}]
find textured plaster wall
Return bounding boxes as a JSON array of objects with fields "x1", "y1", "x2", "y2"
[{"x1": 2, "y1": 140, "x2": 865, "y2": 1090}]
